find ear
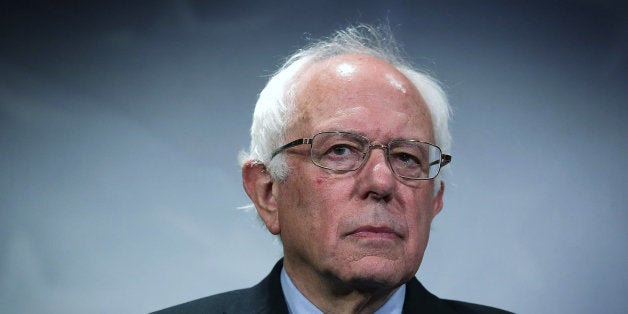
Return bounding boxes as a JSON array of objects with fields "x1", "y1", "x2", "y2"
[
  {"x1": 431, "y1": 181, "x2": 445, "y2": 217},
  {"x1": 242, "y1": 160, "x2": 280, "y2": 235}
]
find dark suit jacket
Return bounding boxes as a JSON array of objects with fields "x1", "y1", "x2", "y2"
[{"x1": 152, "y1": 260, "x2": 512, "y2": 314}]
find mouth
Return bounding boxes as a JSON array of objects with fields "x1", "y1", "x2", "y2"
[{"x1": 346, "y1": 226, "x2": 401, "y2": 240}]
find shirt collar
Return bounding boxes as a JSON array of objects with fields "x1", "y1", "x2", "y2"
[{"x1": 280, "y1": 266, "x2": 405, "y2": 314}]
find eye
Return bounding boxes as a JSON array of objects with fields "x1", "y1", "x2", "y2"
[
  {"x1": 320, "y1": 143, "x2": 362, "y2": 164},
  {"x1": 310, "y1": 132, "x2": 367, "y2": 170},
  {"x1": 391, "y1": 151, "x2": 422, "y2": 168},
  {"x1": 329, "y1": 145, "x2": 352, "y2": 156}
]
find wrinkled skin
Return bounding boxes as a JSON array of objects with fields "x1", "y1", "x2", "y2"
[{"x1": 243, "y1": 54, "x2": 444, "y2": 313}]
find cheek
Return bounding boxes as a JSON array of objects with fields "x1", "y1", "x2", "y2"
[
  {"x1": 306, "y1": 174, "x2": 350, "y2": 237},
  {"x1": 280, "y1": 171, "x2": 338, "y2": 230},
  {"x1": 405, "y1": 190, "x2": 437, "y2": 239}
]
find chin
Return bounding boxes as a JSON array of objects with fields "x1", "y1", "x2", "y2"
[
  {"x1": 344, "y1": 271, "x2": 409, "y2": 292},
  {"x1": 339, "y1": 256, "x2": 417, "y2": 292}
]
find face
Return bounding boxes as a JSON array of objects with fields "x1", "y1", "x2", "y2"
[{"x1": 259, "y1": 54, "x2": 444, "y2": 292}]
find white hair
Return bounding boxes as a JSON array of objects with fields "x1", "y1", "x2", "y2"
[{"x1": 239, "y1": 24, "x2": 452, "y2": 186}]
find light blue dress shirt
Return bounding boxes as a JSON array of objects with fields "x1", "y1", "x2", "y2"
[{"x1": 280, "y1": 267, "x2": 405, "y2": 314}]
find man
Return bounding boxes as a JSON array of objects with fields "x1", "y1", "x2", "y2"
[{"x1": 153, "y1": 25, "x2": 510, "y2": 313}]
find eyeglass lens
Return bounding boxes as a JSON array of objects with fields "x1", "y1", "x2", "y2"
[{"x1": 310, "y1": 132, "x2": 442, "y2": 179}]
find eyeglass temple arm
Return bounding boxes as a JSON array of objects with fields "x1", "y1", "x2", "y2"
[
  {"x1": 270, "y1": 138, "x2": 313, "y2": 159},
  {"x1": 429, "y1": 154, "x2": 452, "y2": 167}
]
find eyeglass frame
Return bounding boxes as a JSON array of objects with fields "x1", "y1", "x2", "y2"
[{"x1": 270, "y1": 131, "x2": 452, "y2": 180}]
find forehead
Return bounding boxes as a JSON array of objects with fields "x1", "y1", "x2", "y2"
[{"x1": 290, "y1": 54, "x2": 433, "y2": 140}]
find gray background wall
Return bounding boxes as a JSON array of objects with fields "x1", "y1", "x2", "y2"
[{"x1": 1, "y1": 1, "x2": 626, "y2": 313}]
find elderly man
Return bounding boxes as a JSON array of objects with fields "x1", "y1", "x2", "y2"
[{"x1": 154, "y1": 25, "x2": 510, "y2": 314}]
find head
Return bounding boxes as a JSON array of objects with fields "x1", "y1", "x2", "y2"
[
  {"x1": 241, "y1": 25, "x2": 452, "y2": 294},
  {"x1": 239, "y1": 25, "x2": 451, "y2": 184}
]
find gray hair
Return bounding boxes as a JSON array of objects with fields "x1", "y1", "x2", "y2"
[{"x1": 239, "y1": 24, "x2": 452, "y2": 186}]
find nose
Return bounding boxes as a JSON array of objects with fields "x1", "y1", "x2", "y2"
[{"x1": 358, "y1": 145, "x2": 396, "y2": 200}]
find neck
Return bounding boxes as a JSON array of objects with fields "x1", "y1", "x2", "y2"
[{"x1": 283, "y1": 260, "x2": 401, "y2": 314}]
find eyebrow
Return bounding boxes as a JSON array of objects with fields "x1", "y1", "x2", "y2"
[{"x1": 317, "y1": 129, "x2": 426, "y2": 143}]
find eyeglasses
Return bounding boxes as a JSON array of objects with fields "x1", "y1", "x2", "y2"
[{"x1": 270, "y1": 131, "x2": 452, "y2": 180}]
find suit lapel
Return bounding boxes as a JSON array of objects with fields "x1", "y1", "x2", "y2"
[
  {"x1": 251, "y1": 259, "x2": 290, "y2": 314},
  {"x1": 402, "y1": 277, "x2": 457, "y2": 314}
]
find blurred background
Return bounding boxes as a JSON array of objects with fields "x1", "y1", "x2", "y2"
[{"x1": 1, "y1": 1, "x2": 626, "y2": 313}]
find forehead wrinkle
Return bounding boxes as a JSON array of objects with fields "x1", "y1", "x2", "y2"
[
  {"x1": 288, "y1": 54, "x2": 433, "y2": 140},
  {"x1": 287, "y1": 62, "x2": 334, "y2": 138}
]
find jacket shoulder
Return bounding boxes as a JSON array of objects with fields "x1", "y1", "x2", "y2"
[
  {"x1": 150, "y1": 261, "x2": 288, "y2": 314},
  {"x1": 150, "y1": 288, "x2": 259, "y2": 314},
  {"x1": 403, "y1": 278, "x2": 512, "y2": 314},
  {"x1": 441, "y1": 299, "x2": 514, "y2": 314}
]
